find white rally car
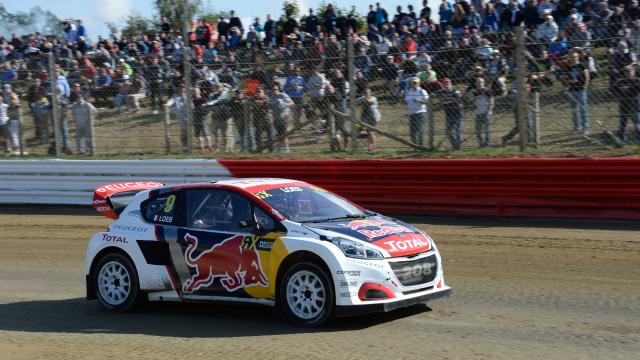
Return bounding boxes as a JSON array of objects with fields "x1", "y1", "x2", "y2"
[{"x1": 86, "y1": 178, "x2": 451, "y2": 326}]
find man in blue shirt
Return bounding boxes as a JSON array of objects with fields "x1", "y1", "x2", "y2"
[{"x1": 283, "y1": 67, "x2": 306, "y2": 129}]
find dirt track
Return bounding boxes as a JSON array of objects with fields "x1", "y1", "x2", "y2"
[{"x1": 0, "y1": 211, "x2": 639, "y2": 360}]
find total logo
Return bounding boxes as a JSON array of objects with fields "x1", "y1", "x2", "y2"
[
  {"x1": 102, "y1": 234, "x2": 128, "y2": 243},
  {"x1": 384, "y1": 238, "x2": 430, "y2": 252}
]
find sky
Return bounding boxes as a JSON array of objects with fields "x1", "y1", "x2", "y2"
[{"x1": 4, "y1": 0, "x2": 425, "y2": 40}]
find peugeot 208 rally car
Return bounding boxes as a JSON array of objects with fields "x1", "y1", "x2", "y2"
[{"x1": 86, "y1": 178, "x2": 451, "y2": 326}]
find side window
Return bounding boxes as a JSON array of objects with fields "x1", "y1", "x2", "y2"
[
  {"x1": 143, "y1": 192, "x2": 179, "y2": 226},
  {"x1": 186, "y1": 189, "x2": 253, "y2": 232},
  {"x1": 254, "y1": 206, "x2": 276, "y2": 232}
]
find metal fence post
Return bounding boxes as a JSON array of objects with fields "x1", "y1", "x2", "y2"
[
  {"x1": 182, "y1": 4, "x2": 193, "y2": 154},
  {"x1": 533, "y1": 91, "x2": 540, "y2": 146},
  {"x1": 88, "y1": 108, "x2": 95, "y2": 156},
  {"x1": 427, "y1": 98, "x2": 435, "y2": 150},
  {"x1": 514, "y1": 26, "x2": 528, "y2": 153},
  {"x1": 164, "y1": 104, "x2": 171, "y2": 154},
  {"x1": 17, "y1": 106, "x2": 24, "y2": 157},
  {"x1": 347, "y1": 35, "x2": 358, "y2": 154},
  {"x1": 48, "y1": 51, "x2": 62, "y2": 157}
]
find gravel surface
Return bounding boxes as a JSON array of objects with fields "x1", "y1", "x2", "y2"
[{"x1": 0, "y1": 212, "x2": 638, "y2": 360}]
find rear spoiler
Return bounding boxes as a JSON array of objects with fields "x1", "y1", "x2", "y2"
[{"x1": 93, "y1": 181, "x2": 164, "y2": 219}]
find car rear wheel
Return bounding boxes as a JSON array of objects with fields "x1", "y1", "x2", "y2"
[
  {"x1": 280, "y1": 262, "x2": 334, "y2": 327},
  {"x1": 94, "y1": 253, "x2": 142, "y2": 312}
]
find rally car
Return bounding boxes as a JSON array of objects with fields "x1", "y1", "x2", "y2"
[{"x1": 86, "y1": 178, "x2": 451, "y2": 326}]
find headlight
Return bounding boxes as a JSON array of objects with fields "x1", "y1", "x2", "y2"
[{"x1": 331, "y1": 238, "x2": 383, "y2": 260}]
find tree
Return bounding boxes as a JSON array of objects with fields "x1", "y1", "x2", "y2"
[
  {"x1": 106, "y1": 22, "x2": 119, "y2": 40},
  {"x1": 155, "y1": 0, "x2": 200, "y2": 33},
  {"x1": 120, "y1": 13, "x2": 154, "y2": 39},
  {"x1": 313, "y1": 1, "x2": 366, "y2": 32},
  {"x1": 0, "y1": 4, "x2": 63, "y2": 38}
]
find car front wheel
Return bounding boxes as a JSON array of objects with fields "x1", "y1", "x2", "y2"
[
  {"x1": 280, "y1": 262, "x2": 334, "y2": 327},
  {"x1": 93, "y1": 253, "x2": 142, "y2": 312}
]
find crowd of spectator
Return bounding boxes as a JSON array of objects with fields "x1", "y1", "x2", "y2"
[{"x1": 1, "y1": 0, "x2": 640, "y2": 155}]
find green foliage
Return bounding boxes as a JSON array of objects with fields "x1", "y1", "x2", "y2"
[
  {"x1": 106, "y1": 22, "x2": 119, "y2": 39},
  {"x1": 155, "y1": 0, "x2": 200, "y2": 32},
  {"x1": 120, "y1": 13, "x2": 154, "y2": 39},
  {"x1": 0, "y1": 4, "x2": 64, "y2": 38},
  {"x1": 282, "y1": 1, "x2": 299, "y2": 18}
]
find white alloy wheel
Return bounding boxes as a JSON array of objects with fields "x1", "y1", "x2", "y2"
[
  {"x1": 286, "y1": 270, "x2": 327, "y2": 320},
  {"x1": 97, "y1": 261, "x2": 132, "y2": 306}
]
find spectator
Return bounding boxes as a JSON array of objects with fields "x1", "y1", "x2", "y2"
[
  {"x1": 30, "y1": 95, "x2": 50, "y2": 146},
  {"x1": 264, "y1": 14, "x2": 276, "y2": 47},
  {"x1": 472, "y1": 77, "x2": 495, "y2": 147},
  {"x1": 283, "y1": 66, "x2": 306, "y2": 129},
  {"x1": 0, "y1": 96, "x2": 8, "y2": 153},
  {"x1": 560, "y1": 51, "x2": 590, "y2": 132},
  {"x1": 207, "y1": 83, "x2": 232, "y2": 152},
  {"x1": 252, "y1": 88, "x2": 274, "y2": 152},
  {"x1": 404, "y1": 77, "x2": 429, "y2": 147},
  {"x1": 144, "y1": 57, "x2": 166, "y2": 114},
  {"x1": 484, "y1": 3, "x2": 500, "y2": 32},
  {"x1": 166, "y1": 86, "x2": 189, "y2": 153},
  {"x1": 192, "y1": 86, "x2": 213, "y2": 151},
  {"x1": 611, "y1": 66, "x2": 640, "y2": 143},
  {"x1": 536, "y1": 15, "x2": 559, "y2": 42},
  {"x1": 269, "y1": 83, "x2": 293, "y2": 152},
  {"x1": 68, "y1": 94, "x2": 96, "y2": 155},
  {"x1": 500, "y1": 0, "x2": 525, "y2": 30},
  {"x1": 436, "y1": 78, "x2": 464, "y2": 150},
  {"x1": 356, "y1": 88, "x2": 381, "y2": 152}
]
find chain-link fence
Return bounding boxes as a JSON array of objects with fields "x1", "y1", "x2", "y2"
[{"x1": 3, "y1": 24, "x2": 639, "y2": 157}]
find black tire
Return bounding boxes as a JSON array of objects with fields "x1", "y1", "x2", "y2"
[
  {"x1": 279, "y1": 261, "x2": 334, "y2": 327},
  {"x1": 93, "y1": 253, "x2": 143, "y2": 312}
]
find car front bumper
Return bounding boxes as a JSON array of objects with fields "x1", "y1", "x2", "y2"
[{"x1": 334, "y1": 287, "x2": 452, "y2": 317}]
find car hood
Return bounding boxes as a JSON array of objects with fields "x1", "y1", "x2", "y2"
[{"x1": 303, "y1": 215, "x2": 432, "y2": 257}]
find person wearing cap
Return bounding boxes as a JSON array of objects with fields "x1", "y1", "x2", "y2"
[
  {"x1": 30, "y1": 94, "x2": 50, "y2": 146},
  {"x1": 404, "y1": 77, "x2": 429, "y2": 147},
  {"x1": 536, "y1": 15, "x2": 559, "y2": 42},
  {"x1": 611, "y1": 66, "x2": 640, "y2": 143},
  {"x1": 68, "y1": 94, "x2": 96, "y2": 156},
  {"x1": 114, "y1": 74, "x2": 133, "y2": 112}
]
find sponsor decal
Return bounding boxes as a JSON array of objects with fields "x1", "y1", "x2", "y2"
[
  {"x1": 241, "y1": 236, "x2": 275, "y2": 252},
  {"x1": 182, "y1": 233, "x2": 268, "y2": 293},
  {"x1": 92, "y1": 199, "x2": 107, "y2": 205},
  {"x1": 110, "y1": 224, "x2": 148, "y2": 232},
  {"x1": 340, "y1": 291, "x2": 358, "y2": 297},
  {"x1": 358, "y1": 225, "x2": 413, "y2": 239},
  {"x1": 102, "y1": 234, "x2": 128, "y2": 243},
  {"x1": 345, "y1": 258, "x2": 386, "y2": 269},
  {"x1": 95, "y1": 206, "x2": 111, "y2": 212},
  {"x1": 339, "y1": 280, "x2": 358, "y2": 288},
  {"x1": 153, "y1": 215, "x2": 173, "y2": 223},
  {"x1": 336, "y1": 270, "x2": 361, "y2": 277},
  {"x1": 96, "y1": 181, "x2": 163, "y2": 193},
  {"x1": 288, "y1": 229, "x2": 310, "y2": 236},
  {"x1": 342, "y1": 219, "x2": 387, "y2": 231},
  {"x1": 383, "y1": 238, "x2": 430, "y2": 252},
  {"x1": 280, "y1": 186, "x2": 303, "y2": 193},
  {"x1": 254, "y1": 190, "x2": 272, "y2": 199}
]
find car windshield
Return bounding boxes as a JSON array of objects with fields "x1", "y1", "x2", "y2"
[{"x1": 256, "y1": 185, "x2": 365, "y2": 223}]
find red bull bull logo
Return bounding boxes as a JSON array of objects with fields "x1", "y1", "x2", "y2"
[
  {"x1": 182, "y1": 233, "x2": 268, "y2": 293},
  {"x1": 343, "y1": 219, "x2": 387, "y2": 230}
]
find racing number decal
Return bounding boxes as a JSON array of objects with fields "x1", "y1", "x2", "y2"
[{"x1": 164, "y1": 194, "x2": 176, "y2": 213}]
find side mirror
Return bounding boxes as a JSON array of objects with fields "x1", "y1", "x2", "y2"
[{"x1": 239, "y1": 220, "x2": 254, "y2": 229}]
